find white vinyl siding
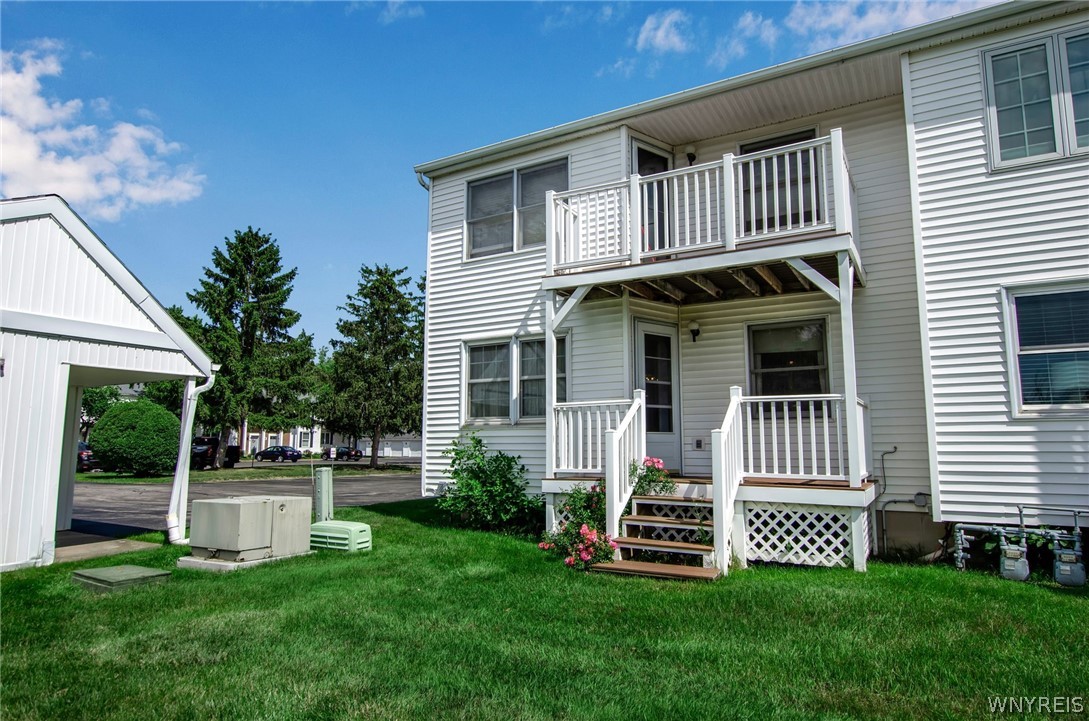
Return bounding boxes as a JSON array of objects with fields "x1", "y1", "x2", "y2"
[
  {"x1": 423, "y1": 129, "x2": 623, "y2": 494},
  {"x1": 907, "y1": 10, "x2": 1089, "y2": 524}
]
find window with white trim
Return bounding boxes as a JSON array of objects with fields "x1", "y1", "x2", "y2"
[
  {"x1": 298, "y1": 430, "x2": 312, "y2": 447},
  {"x1": 749, "y1": 319, "x2": 828, "y2": 396},
  {"x1": 467, "y1": 159, "x2": 568, "y2": 257},
  {"x1": 466, "y1": 337, "x2": 569, "y2": 421},
  {"x1": 984, "y1": 28, "x2": 1089, "y2": 168},
  {"x1": 1009, "y1": 287, "x2": 1089, "y2": 408},
  {"x1": 320, "y1": 431, "x2": 332, "y2": 446}
]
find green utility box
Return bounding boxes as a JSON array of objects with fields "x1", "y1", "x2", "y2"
[{"x1": 310, "y1": 520, "x2": 372, "y2": 552}]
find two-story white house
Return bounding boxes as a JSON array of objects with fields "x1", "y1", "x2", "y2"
[{"x1": 415, "y1": 1, "x2": 1088, "y2": 579}]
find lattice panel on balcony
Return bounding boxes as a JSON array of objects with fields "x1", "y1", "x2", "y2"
[{"x1": 744, "y1": 502, "x2": 852, "y2": 568}]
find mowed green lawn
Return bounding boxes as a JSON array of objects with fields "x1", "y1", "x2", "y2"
[{"x1": 2, "y1": 500, "x2": 1085, "y2": 721}]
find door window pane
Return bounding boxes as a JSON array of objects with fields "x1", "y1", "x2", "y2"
[{"x1": 644, "y1": 333, "x2": 673, "y2": 432}]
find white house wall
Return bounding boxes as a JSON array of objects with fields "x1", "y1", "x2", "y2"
[
  {"x1": 906, "y1": 12, "x2": 1089, "y2": 524},
  {"x1": 423, "y1": 128, "x2": 625, "y2": 495}
]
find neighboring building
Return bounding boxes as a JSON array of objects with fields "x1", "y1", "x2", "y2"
[
  {"x1": 237, "y1": 424, "x2": 421, "y2": 459},
  {"x1": 414, "y1": 2, "x2": 1088, "y2": 576},
  {"x1": 0, "y1": 196, "x2": 216, "y2": 570}
]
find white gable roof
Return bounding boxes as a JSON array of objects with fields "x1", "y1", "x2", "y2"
[{"x1": 0, "y1": 194, "x2": 214, "y2": 378}]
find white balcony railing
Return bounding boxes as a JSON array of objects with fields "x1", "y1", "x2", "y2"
[{"x1": 548, "y1": 129, "x2": 855, "y2": 273}]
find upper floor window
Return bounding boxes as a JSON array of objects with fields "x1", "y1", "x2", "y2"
[
  {"x1": 984, "y1": 29, "x2": 1089, "y2": 169},
  {"x1": 1008, "y1": 286, "x2": 1089, "y2": 410},
  {"x1": 467, "y1": 159, "x2": 568, "y2": 258}
]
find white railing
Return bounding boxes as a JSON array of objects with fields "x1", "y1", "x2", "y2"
[
  {"x1": 855, "y1": 397, "x2": 869, "y2": 481},
  {"x1": 711, "y1": 386, "x2": 745, "y2": 572},
  {"x1": 549, "y1": 129, "x2": 852, "y2": 271},
  {"x1": 605, "y1": 390, "x2": 645, "y2": 539},
  {"x1": 740, "y1": 395, "x2": 848, "y2": 481},
  {"x1": 734, "y1": 136, "x2": 833, "y2": 242},
  {"x1": 553, "y1": 395, "x2": 637, "y2": 474}
]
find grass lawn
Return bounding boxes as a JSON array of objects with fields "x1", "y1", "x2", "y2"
[
  {"x1": 76, "y1": 463, "x2": 418, "y2": 484},
  {"x1": 2, "y1": 500, "x2": 1085, "y2": 721}
]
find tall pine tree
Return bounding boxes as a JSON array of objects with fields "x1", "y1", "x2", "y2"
[
  {"x1": 188, "y1": 227, "x2": 315, "y2": 463},
  {"x1": 326, "y1": 265, "x2": 423, "y2": 468}
]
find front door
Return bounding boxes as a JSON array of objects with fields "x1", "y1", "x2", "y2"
[{"x1": 635, "y1": 320, "x2": 682, "y2": 472}]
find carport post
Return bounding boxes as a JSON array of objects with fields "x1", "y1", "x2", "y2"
[{"x1": 167, "y1": 366, "x2": 217, "y2": 543}]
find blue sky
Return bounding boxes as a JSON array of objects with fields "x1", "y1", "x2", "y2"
[{"x1": 1, "y1": 1, "x2": 997, "y2": 349}]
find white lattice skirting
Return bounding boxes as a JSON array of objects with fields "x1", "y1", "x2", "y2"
[{"x1": 744, "y1": 501, "x2": 865, "y2": 568}]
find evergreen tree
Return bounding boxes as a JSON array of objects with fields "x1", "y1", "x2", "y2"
[
  {"x1": 327, "y1": 265, "x2": 423, "y2": 468},
  {"x1": 187, "y1": 227, "x2": 315, "y2": 464}
]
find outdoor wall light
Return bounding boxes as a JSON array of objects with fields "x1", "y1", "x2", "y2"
[
  {"x1": 685, "y1": 145, "x2": 697, "y2": 166},
  {"x1": 688, "y1": 320, "x2": 701, "y2": 342}
]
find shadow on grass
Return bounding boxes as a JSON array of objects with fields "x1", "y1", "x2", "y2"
[{"x1": 356, "y1": 498, "x2": 544, "y2": 541}]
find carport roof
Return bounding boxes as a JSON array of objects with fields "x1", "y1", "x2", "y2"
[{"x1": 0, "y1": 194, "x2": 214, "y2": 378}]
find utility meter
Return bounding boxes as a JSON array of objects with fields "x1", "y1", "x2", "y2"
[
  {"x1": 999, "y1": 533, "x2": 1030, "y2": 582},
  {"x1": 1052, "y1": 542, "x2": 1085, "y2": 588}
]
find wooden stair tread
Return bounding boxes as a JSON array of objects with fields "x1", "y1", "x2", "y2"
[
  {"x1": 591, "y1": 560, "x2": 720, "y2": 581},
  {"x1": 613, "y1": 536, "x2": 713, "y2": 553},
  {"x1": 632, "y1": 494, "x2": 711, "y2": 504},
  {"x1": 623, "y1": 514, "x2": 714, "y2": 528}
]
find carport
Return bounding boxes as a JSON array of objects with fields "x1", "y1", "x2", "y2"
[{"x1": 0, "y1": 195, "x2": 215, "y2": 570}]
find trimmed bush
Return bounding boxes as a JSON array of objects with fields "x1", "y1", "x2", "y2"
[
  {"x1": 436, "y1": 433, "x2": 543, "y2": 534},
  {"x1": 89, "y1": 399, "x2": 181, "y2": 477}
]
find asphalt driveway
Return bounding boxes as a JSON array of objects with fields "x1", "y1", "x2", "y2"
[{"x1": 71, "y1": 473, "x2": 424, "y2": 533}]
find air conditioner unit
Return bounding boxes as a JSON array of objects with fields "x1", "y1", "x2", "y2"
[
  {"x1": 190, "y1": 495, "x2": 311, "y2": 562},
  {"x1": 310, "y1": 520, "x2": 372, "y2": 552}
]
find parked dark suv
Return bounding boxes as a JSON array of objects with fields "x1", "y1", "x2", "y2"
[
  {"x1": 322, "y1": 446, "x2": 362, "y2": 461},
  {"x1": 191, "y1": 436, "x2": 220, "y2": 469},
  {"x1": 77, "y1": 441, "x2": 99, "y2": 472},
  {"x1": 255, "y1": 445, "x2": 302, "y2": 462}
]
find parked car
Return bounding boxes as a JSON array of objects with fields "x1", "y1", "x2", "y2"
[
  {"x1": 191, "y1": 436, "x2": 220, "y2": 469},
  {"x1": 322, "y1": 446, "x2": 363, "y2": 461},
  {"x1": 76, "y1": 441, "x2": 99, "y2": 472},
  {"x1": 255, "y1": 445, "x2": 302, "y2": 462}
]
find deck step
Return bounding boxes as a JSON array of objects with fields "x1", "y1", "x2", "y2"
[
  {"x1": 591, "y1": 560, "x2": 720, "y2": 581},
  {"x1": 622, "y1": 514, "x2": 713, "y2": 529},
  {"x1": 613, "y1": 536, "x2": 713, "y2": 555},
  {"x1": 632, "y1": 495, "x2": 712, "y2": 505}
]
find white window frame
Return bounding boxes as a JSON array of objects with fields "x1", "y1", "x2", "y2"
[
  {"x1": 1002, "y1": 279, "x2": 1089, "y2": 418},
  {"x1": 462, "y1": 334, "x2": 570, "y2": 426},
  {"x1": 298, "y1": 430, "x2": 312, "y2": 448},
  {"x1": 464, "y1": 338, "x2": 514, "y2": 423},
  {"x1": 1058, "y1": 29, "x2": 1089, "y2": 157},
  {"x1": 982, "y1": 26, "x2": 1089, "y2": 170},
  {"x1": 464, "y1": 158, "x2": 569, "y2": 260},
  {"x1": 745, "y1": 317, "x2": 831, "y2": 397},
  {"x1": 320, "y1": 431, "x2": 332, "y2": 446}
]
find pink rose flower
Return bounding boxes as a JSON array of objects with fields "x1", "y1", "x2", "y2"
[
  {"x1": 579, "y1": 551, "x2": 592, "y2": 562},
  {"x1": 564, "y1": 557, "x2": 575, "y2": 567}
]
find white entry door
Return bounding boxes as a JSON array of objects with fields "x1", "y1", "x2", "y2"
[{"x1": 635, "y1": 320, "x2": 681, "y2": 472}]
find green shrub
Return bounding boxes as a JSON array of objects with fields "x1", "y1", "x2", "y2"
[
  {"x1": 539, "y1": 483, "x2": 616, "y2": 570},
  {"x1": 89, "y1": 399, "x2": 181, "y2": 477},
  {"x1": 436, "y1": 433, "x2": 543, "y2": 534}
]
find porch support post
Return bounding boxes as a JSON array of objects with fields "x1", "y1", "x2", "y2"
[
  {"x1": 544, "y1": 494, "x2": 557, "y2": 533},
  {"x1": 722, "y1": 154, "x2": 736, "y2": 250},
  {"x1": 838, "y1": 251, "x2": 862, "y2": 489},
  {"x1": 732, "y1": 503, "x2": 748, "y2": 569},
  {"x1": 545, "y1": 189, "x2": 556, "y2": 276},
  {"x1": 545, "y1": 290, "x2": 557, "y2": 481},
  {"x1": 830, "y1": 128, "x2": 853, "y2": 237},
  {"x1": 850, "y1": 507, "x2": 868, "y2": 572},
  {"x1": 628, "y1": 173, "x2": 641, "y2": 265}
]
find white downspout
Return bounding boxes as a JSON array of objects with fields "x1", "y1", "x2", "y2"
[{"x1": 166, "y1": 365, "x2": 218, "y2": 543}]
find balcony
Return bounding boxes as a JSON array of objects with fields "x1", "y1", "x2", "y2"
[{"x1": 545, "y1": 129, "x2": 857, "y2": 282}]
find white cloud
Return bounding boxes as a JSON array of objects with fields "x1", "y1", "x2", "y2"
[
  {"x1": 596, "y1": 56, "x2": 638, "y2": 79},
  {"x1": 708, "y1": 37, "x2": 749, "y2": 71},
  {"x1": 784, "y1": 0, "x2": 1004, "y2": 53},
  {"x1": 708, "y1": 10, "x2": 780, "y2": 71},
  {"x1": 0, "y1": 41, "x2": 205, "y2": 222},
  {"x1": 378, "y1": 1, "x2": 424, "y2": 25},
  {"x1": 636, "y1": 9, "x2": 691, "y2": 54}
]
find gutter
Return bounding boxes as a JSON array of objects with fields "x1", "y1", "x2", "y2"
[{"x1": 166, "y1": 367, "x2": 219, "y2": 544}]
